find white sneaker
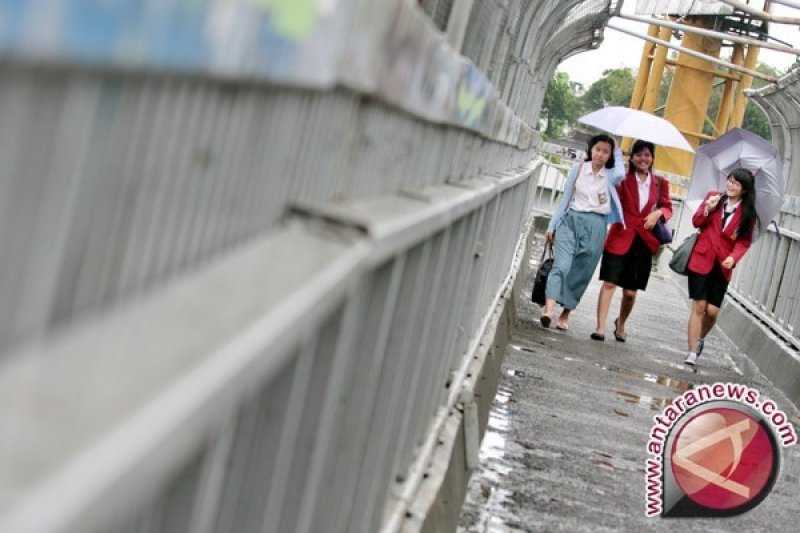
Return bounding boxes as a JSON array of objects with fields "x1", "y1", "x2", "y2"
[{"x1": 684, "y1": 352, "x2": 698, "y2": 366}]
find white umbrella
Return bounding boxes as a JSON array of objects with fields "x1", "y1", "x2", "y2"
[
  {"x1": 687, "y1": 128, "x2": 784, "y2": 240},
  {"x1": 578, "y1": 106, "x2": 695, "y2": 153}
]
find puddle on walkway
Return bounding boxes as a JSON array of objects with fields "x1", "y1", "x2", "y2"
[
  {"x1": 599, "y1": 365, "x2": 693, "y2": 393},
  {"x1": 615, "y1": 390, "x2": 671, "y2": 411},
  {"x1": 495, "y1": 387, "x2": 512, "y2": 404},
  {"x1": 510, "y1": 342, "x2": 695, "y2": 392},
  {"x1": 460, "y1": 385, "x2": 525, "y2": 532}
]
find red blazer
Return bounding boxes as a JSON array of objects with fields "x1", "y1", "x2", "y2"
[
  {"x1": 688, "y1": 191, "x2": 753, "y2": 281},
  {"x1": 604, "y1": 171, "x2": 673, "y2": 255}
]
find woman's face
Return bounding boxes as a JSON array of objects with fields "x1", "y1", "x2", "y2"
[
  {"x1": 591, "y1": 141, "x2": 612, "y2": 167},
  {"x1": 632, "y1": 149, "x2": 653, "y2": 174},
  {"x1": 726, "y1": 175, "x2": 743, "y2": 199}
]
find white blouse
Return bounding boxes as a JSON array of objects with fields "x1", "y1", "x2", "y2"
[
  {"x1": 636, "y1": 171, "x2": 652, "y2": 212},
  {"x1": 570, "y1": 161, "x2": 611, "y2": 215},
  {"x1": 723, "y1": 199, "x2": 741, "y2": 230}
]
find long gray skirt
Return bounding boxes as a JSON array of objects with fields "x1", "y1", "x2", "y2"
[{"x1": 545, "y1": 209, "x2": 607, "y2": 310}]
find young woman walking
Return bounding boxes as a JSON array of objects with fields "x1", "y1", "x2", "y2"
[
  {"x1": 684, "y1": 168, "x2": 757, "y2": 367},
  {"x1": 593, "y1": 140, "x2": 672, "y2": 341},
  {"x1": 541, "y1": 134, "x2": 625, "y2": 330}
]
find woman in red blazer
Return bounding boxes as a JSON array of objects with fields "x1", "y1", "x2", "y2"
[
  {"x1": 684, "y1": 168, "x2": 756, "y2": 367},
  {"x1": 592, "y1": 140, "x2": 672, "y2": 341}
]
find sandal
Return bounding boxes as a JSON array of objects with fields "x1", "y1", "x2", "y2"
[
  {"x1": 613, "y1": 318, "x2": 626, "y2": 343},
  {"x1": 556, "y1": 323, "x2": 569, "y2": 331},
  {"x1": 590, "y1": 332, "x2": 605, "y2": 341}
]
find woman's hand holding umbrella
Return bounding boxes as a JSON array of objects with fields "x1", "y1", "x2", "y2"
[{"x1": 704, "y1": 194, "x2": 722, "y2": 215}]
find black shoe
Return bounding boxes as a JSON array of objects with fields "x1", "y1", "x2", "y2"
[
  {"x1": 540, "y1": 315, "x2": 551, "y2": 328},
  {"x1": 590, "y1": 332, "x2": 605, "y2": 341}
]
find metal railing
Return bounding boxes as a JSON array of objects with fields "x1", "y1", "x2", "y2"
[
  {"x1": 731, "y1": 67, "x2": 800, "y2": 350},
  {"x1": 729, "y1": 221, "x2": 800, "y2": 353},
  {"x1": 0, "y1": 0, "x2": 601, "y2": 532},
  {"x1": 0, "y1": 157, "x2": 546, "y2": 533},
  {"x1": 749, "y1": 67, "x2": 800, "y2": 227}
]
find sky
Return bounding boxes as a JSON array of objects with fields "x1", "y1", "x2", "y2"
[{"x1": 560, "y1": 0, "x2": 800, "y2": 86}]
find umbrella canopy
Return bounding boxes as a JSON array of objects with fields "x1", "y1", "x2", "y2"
[
  {"x1": 577, "y1": 106, "x2": 695, "y2": 153},
  {"x1": 687, "y1": 128, "x2": 784, "y2": 239}
]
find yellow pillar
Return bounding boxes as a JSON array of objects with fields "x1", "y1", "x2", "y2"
[
  {"x1": 715, "y1": 44, "x2": 744, "y2": 134},
  {"x1": 623, "y1": 24, "x2": 660, "y2": 153},
  {"x1": 659, "y1": 17, "x2": 722, "y2": 176},
  {"x1": 730, "y1": 43, "x2": 761, "y2": 128},
  {"x1": 642, "y1": 26, "x2": 672, "y2": 114}
]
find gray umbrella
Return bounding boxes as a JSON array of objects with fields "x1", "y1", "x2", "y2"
[{"x1": 687, "y1": 128, "x2": 784, "y2": 239}]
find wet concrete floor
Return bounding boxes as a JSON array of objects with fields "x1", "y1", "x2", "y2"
[{"x1": 458, "y1": 239, "x2": 800, "y2": 532}]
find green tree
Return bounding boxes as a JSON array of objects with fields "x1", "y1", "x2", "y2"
[
  {"x1": 741, "y1": 63, "x2": 780, "y2": 141},
  {"x1": 580, "y1": 68, "x2": 635, "y2": 112},
  {"x1": 742, "y1": 101, "x2": 771, "y2": 140},
  {"x1": 542, "y1": 71, "x2": 583, "y2": 138}
]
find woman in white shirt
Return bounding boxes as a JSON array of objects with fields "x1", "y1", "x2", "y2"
[{"x1": 542, "y1": 134, "x2": 625, "y2": 330}]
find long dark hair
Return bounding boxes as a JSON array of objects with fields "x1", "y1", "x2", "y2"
[
  {"x1": 584, "y1": 134, "x2": 616, "y2": 169},
  {"x1": 630, "y1": 139, "x2": 655, "y2": 173},
  {"x1": 728, "y1": 168, "x2": 757, "y2": 238}
]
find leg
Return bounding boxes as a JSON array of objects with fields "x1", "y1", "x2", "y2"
[
  {"x1": 617, "y1": 289, "x2": 637, "y2": 335},
  {"x1": 544, "y1": 297, "x2": 557, "y2": 318},
  {"x1": 701, "y1": 303, "x2": 720, "y2": 338},
  {"x1": 688, "y1": 299, "x2": 707, "y2": 352},
  {"x1": 561, "y1": 214, "x2": 607, "y2": 313},
  {"x1": 557, "y1": 308, "x2": 571, "y2": 330},
  {"x1": 595, "y1": 282, "x2": 617, "y2": 334},
  {"x1": 544, "y1": 220, "x2": 577, "y2": 324}
]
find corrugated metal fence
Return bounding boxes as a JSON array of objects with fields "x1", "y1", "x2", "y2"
[
  {"x1": 735, "y1": 69, "x2": 800, "y2": 352},
  {"x1": 0, "y1": 1, "x2": 617, "y2": 532}
]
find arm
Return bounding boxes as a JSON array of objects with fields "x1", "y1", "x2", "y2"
[
  {"x1": 609, "y1": 147, "x2": 625, "y2": 186},
  {"x1": 644, "y1": 177, "x2": 673, "y2": 229},
  {"x1": 657, "y1": 177, "x2": 673, "y2": 221},
  {"x1": 728, "y1": 228, "x2": 754, "y2": 266},
  {"x1": 546, "y1": 164, "x2": 579, "y2": 233},
  {"x1": 692, "y1": 192, "x2": 718, "y2": 229}
]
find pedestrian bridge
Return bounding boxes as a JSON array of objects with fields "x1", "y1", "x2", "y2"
[{"x1": 0, "y1": 1, "x2": 798, "y2": 532}]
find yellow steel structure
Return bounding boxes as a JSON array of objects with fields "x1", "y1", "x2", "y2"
[
  {"x1": 625, "y1": 16, "x2": 762, "y2": 177},
  {"x1": 731, "y1": 42, "x2": 762, "y2": 127},
  {"x1": 715, "y1": 43, "x2": 745, "y2": 134},
  {"x1": 661, "y1": 17, "x2": 721, "y2": 175},
  {"x1": 623, "y1": 24, "x2": 670, "y2": 153}
]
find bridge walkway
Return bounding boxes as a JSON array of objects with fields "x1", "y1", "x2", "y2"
[{"x1": 459, "y1": 233, "x2": 800, "y2": 532}]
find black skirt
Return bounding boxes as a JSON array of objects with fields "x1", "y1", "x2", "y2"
[
  {"x1": 599, "y1": 235, "x2": 654, "y2": 291},
  {"x1": 688, "y1": 262, "x2": 729, "y2": 308}
]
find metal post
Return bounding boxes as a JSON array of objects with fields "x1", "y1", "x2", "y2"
[
  {"x1": 623, "y1": 23, "x2": 660, "y2": 153},
  {"x1": 447, "y1": 0, "x2": 475, "y2": 52},
  {"x1": 661, "y1": 17, "x2": 721, "y2": 176},
  {"x1": 606, "y1": 23, "x2": 777, "y2": 82},
  {"x1": 642, "y1": 26, "x2": 672, "y2": 113},
  {"x1": 716, "y1": 43, "x2": 745, "y2": 134},
  {"x1": 718, "y1": 0, "x2": 800, "y2": 24},
  {"x1": 731, "y1": 44, "x2": 762, "y2": 128},
  {"x1": 615, "y1": 13, "x2": 800, "y2": 56}
]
